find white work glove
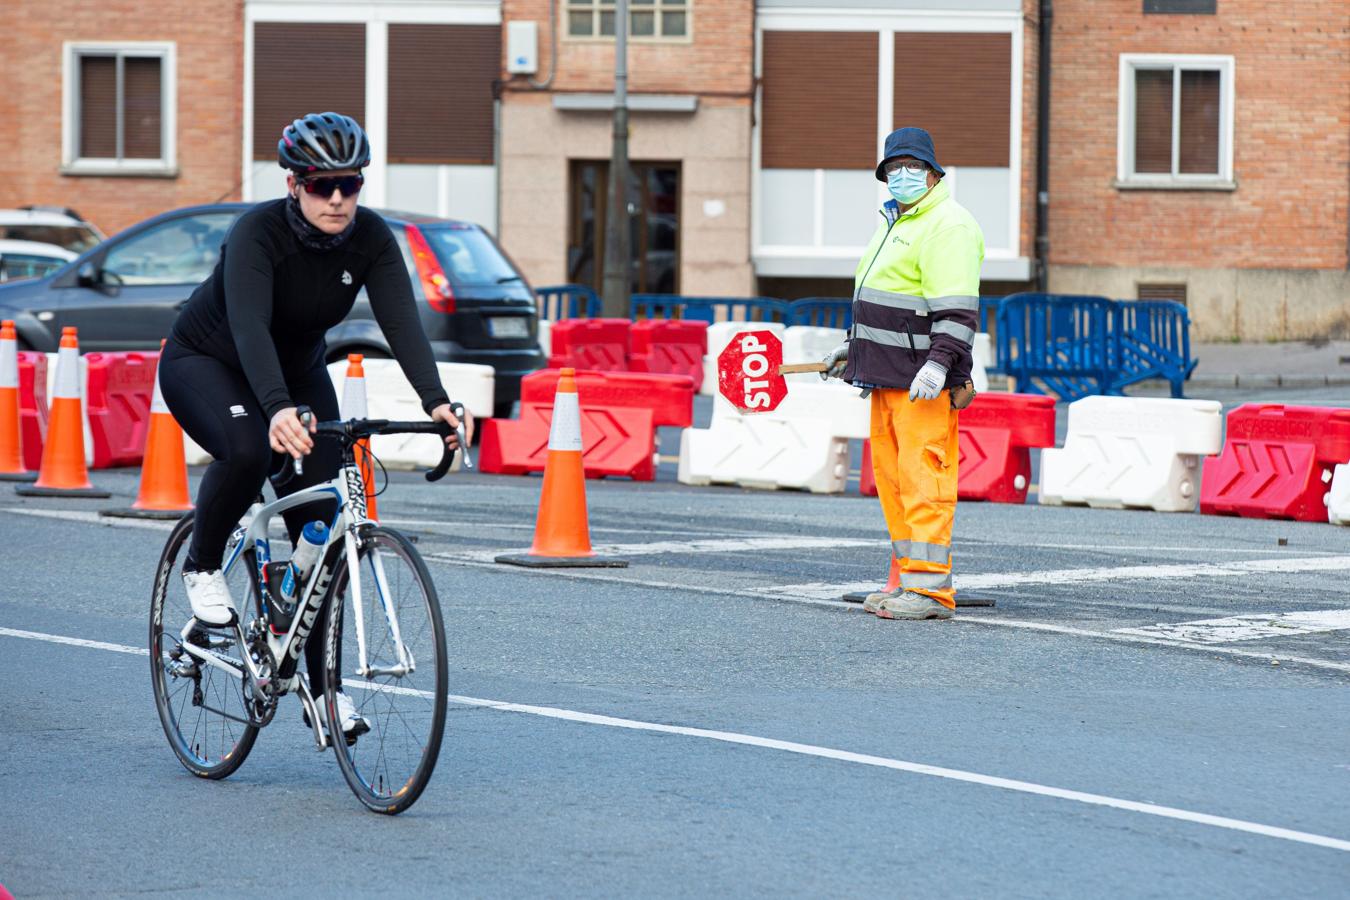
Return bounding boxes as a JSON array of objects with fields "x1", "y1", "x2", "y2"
[
  {"x1": 821, "y1": 343, "x2": 849, "y2": 381},
  {"x1": 909, "y1": 360, "x2": 948, "y2": 402}
]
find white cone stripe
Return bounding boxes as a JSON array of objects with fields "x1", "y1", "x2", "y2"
[
  {"x1": 0, "y1": 337, "x2": 16, "y2": 390},
  {"x1": 53, "y1": 345, "x2": 80, "y2": 400},
  {"x1": 548, "y1": 391, "x2": 583, "y2": 452},
  {"x1": 149, "y1": 362, "x2": 169, "y2": 415},
  {"x1": 341, "y1": 374, "x2": 368, "y2": 418}
]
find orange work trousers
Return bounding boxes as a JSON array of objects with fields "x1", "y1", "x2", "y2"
[{"x1": 869, "y1": 388, "x2": 959, "y2": 609}]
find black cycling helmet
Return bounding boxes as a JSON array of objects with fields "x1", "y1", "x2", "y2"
[{"x1": 278, "y1": 112, "x2": 371, "y2": 173}]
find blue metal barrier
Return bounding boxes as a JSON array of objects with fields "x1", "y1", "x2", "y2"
[
  {"x1": 787, "y1": 298, "x2": 852, "y2": 329},
  {"x1": 997, "y1": 293, "x2": 1118, "y2": 401},
  {"x1": 996, "y1": 293, "x2": 1196, "y2": 401},
  {"x1": 1110, "y1": 300, "x2": 1197, "y2": 398},
  {"x1": 630, "y1": 294, "x2": 790, "y2": 324},
  {"x1": 535, "y1": 284, "x2": 600, "y2": 320}
]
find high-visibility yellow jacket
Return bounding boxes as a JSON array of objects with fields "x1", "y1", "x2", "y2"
[{"x1": 842, "y1": 180, "x2": 985, "y2": 389}]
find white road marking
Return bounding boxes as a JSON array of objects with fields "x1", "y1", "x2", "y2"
[
  {"x1": 0, "y1": 627, "x2": 147, "y2": 655},
  {"x1": 958, "y1": 618, "x2": 1350, "y2": 674},
  {"x1": 754, "y1": 554, "x2": 1350, "y2": 599},
  {"x1": 976, "y1": 541, "x2": 1338, "y2": 556},
  {"x1": 1114, "y1": 610, "x2": 1350, "y2": 644},
  {"x1": 5, "y1": 507, "x2": 174, "y2": 531},
  {"x1": 4, "y1": 624, "x2": 1348, "y2": 855},
  {"x1": 446, "y1": 535, "x2": 875, "y2": 564},
  {"x1": 423, "y1": 554, "x2": 1350, "y2": 674}
]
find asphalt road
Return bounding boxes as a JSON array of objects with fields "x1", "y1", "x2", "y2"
[{"x1": 2, "y1": 386, "x2": 1349, "y2": 897}]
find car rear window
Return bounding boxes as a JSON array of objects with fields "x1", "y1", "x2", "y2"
[
  {"x1": 0, "y1": 253, "x2": 68, "y2": 282},
  {"x1": 0, "y1": 225, "x2": 100, "y2": 253},
  {"x1": 420, "y1": 225, "x2": 521, "y2": 287}
]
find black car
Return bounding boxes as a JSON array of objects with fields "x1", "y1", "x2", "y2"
[{"x1": 0, "y1": 203, "x2": 544, "y2": 419}]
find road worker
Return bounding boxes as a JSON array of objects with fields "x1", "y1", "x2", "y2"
[{"x1": 823, "y1": 127, "x2": 984, "y2": 620}]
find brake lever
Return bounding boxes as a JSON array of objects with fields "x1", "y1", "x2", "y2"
[
  {"x1": 452, "y1": 402, "x2": 472, "y2": 470},
  {"x1": 426, "y1": 403, "x2": 469, "y2": 482},
  {"x1": 293, "y1": 406, "x2": 314, "y2": 477}
]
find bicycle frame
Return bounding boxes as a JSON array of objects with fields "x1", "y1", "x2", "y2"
[{"x1": 175, "y1": 457, "x2": 415, "y2": 738}]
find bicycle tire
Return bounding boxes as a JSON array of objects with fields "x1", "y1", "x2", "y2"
[
  {"x1": 149, "y1": 514, "x2": 260, "y2": 779},
  {"x1": 324, "y1": 525, "x2": 448, "y2": 814}
]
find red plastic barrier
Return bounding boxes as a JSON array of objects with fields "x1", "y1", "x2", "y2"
[
  {"x1": 860, "y1": 393, "x2": 1058, "y2": 503},
  {"x1": 85, "y1": 351, "x2": 157, "y2": 468},
  {"x1": 546, "y1": 318, "x2": 631, "y2": 372},
  {"x1": 479, "y1": 402, "x2": 657, "y2": 480},
  {"x1": 629, "y1": 319, "x2": 707, "y2": 391},
  {"x1": 522, "y1": 368, "x2": 694, "y2": 428},
  {"x1": 1200, "y1": 404, "x2": 1350, "y2": 521},
  {"x1": 16, "y1": 351, "x2": 48, "y2": 472}
]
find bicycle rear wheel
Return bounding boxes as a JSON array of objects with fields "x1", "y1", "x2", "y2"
[
  {"x1": 324, "y1": 525, "x2": 448, "y2": 814},
  {"x1": 149, "y1": 514, "x2": 260, "y2": 779}
]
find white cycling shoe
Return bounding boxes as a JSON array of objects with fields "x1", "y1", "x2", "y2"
[
  {"x1": 182, "y1": 569, "x2": 237, "y2": 627},
  {"x1": 305, "y1": 691, "x2": 372, "y2": 744}
]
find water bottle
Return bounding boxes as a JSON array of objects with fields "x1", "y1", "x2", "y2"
[{"x1": 279, "y1": 521, "x2": 328, "y2": 608}]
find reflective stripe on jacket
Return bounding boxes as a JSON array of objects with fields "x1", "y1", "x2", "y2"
[{"x1": 842, "y1": 180, "x2": 985, "y2": 390}]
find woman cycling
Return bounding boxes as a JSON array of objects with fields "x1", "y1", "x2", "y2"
[{"x1": 159, "y1": 112, "x2": 467, "y2": 739}]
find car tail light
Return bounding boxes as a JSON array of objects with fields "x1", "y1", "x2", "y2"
[{"x1": 405, "y1": 224, "x2": 455, "y2": 313}]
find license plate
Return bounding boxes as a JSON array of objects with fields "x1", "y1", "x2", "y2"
[{"x1": 487, "y1": 316, "x2": 530, "y2": 339}]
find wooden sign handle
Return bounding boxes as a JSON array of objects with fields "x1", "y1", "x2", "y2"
[{"x1": 777, "y1": 362, "x2": 829, "y2": 375}]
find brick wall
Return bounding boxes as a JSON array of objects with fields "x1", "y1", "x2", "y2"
[
  {"x1": 1049, "y1": 0, "x2": 1350, "y2": 271},
  {"x1": 500, "y1": 0, "x2": 753, "y2": 96},
  {"x1": 1, "y1": 0, "x2": 243, "y2": 236}
]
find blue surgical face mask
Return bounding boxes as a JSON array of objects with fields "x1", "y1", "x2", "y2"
[{"x1": 887, "y1": 168, "x2": 930, "y2": 205}]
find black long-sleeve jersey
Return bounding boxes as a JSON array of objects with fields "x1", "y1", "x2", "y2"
[{"x1": 171, "y1": 199, "x2": 449, "y2": 420}]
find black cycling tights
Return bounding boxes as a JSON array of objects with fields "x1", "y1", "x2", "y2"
[{"x1": 159, "y1": 339, "x2": 341, "y2": 689}]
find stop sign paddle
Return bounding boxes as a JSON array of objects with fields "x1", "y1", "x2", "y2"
[{"x1": 716, "y1": 330, "x2": 827, "y2": 414}]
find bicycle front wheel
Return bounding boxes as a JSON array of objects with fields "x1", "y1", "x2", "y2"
[{"x1": 324, "y1": 526, "x2": 448, "y2": 814}]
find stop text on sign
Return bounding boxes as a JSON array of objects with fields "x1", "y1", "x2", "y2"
[{"x1": 739, "y1": 332, "x2": 772, "y2": 410}]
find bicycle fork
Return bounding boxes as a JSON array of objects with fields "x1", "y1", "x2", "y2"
[{"x1": 346, "y1": 527, "x2": 415, "y2": 678}]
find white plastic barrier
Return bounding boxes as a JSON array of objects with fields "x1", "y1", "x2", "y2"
[
  {"x1": 538, "y1": 318, "x2": 552, "y2": 358},
  {"x1": 700, "y1": 321, "x2": 787, "y2": 397},
  {"x1": 678, "y1": 416, "x2": 849, "y2": 494},
  {"x1": 1329, "y1": 464, "x2": 1350, "y2": 526},
  {"x1": 971, "y1": 333, "x2": 992, "y2": 393},
  {"x1": 712, "y1": 380, "x2": 870, "y2": 440},
  {"x1": 1038, "y1": 396, "x2": 1223, "y2": 512},
  {"x1": 781, "y1": 326, "x2": 847, "y2": 383},
  {"x1": 327, "y1": 360, "x2": 493, "y2": 471}
]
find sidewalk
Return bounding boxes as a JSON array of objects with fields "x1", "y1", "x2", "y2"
[{"x1": 1189, "y1": 340, "x2": 1350, "y2": 388}]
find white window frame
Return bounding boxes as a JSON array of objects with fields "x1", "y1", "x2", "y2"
[
  {"x1": 563, "y1": 0, "x2": 693, "y2": 44},
  {"x1": 1116, "y1": 53, "x2": 1235, "y2": 190},
  {"x1": 750, "y1": 8, "x2": 1027, "y2": 281},
  {"x1": 61, "y1": 41, "x2": 178, "y2": 177}
]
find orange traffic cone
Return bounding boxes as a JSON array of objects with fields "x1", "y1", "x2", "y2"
[
  {"x1": 102, "y1": 341, "x2": 192, "y2": 519},
  {"x1": 341, "y1": 353, "x2": 378, "y2": 520},
  {"x1": 0, "y1": 320, "x2": 36, "y2": 483},
  {"x1": 495, "y1": 368, "x2": 627, "y2": 568},
  {"x1": 16, "y1": 327, "x2": 110, "y2": 498}
]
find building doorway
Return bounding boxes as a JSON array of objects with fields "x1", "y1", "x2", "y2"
[{"x1": 568, "y1": 160, "x2": 680, "y2": 297}]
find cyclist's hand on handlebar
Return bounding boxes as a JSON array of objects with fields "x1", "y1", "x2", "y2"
[
  {"x1": 269, "y1": 406, "x2": 315, "y2": 459},
  {"x1": 429, "y1": 403, "x2": 473, "y2": 449}
]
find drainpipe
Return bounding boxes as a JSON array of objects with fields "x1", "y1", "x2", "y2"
[{"x1": 1035, "y1": 0, "x2": 1052, "y2": 292}]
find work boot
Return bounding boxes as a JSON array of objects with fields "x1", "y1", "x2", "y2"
[
  {"x1": 876, "y1": 591, "x2": 953, "y2": 620},
  {"x1": 862, "y1": 587, "x2": 901, "y2": 615}
]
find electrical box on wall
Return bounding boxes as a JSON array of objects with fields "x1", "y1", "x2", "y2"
[{"x1": 507, "y1": 21, "x2": 538, "y2": 75}]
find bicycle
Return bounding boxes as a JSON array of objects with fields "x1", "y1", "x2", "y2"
[{"x1": 149, "y1": 407, "x2": 466, "y2": 814}]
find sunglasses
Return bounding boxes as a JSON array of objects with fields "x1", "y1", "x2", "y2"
[{"x1": 298, "y1": 174, "x2": 364, "y2": 198}]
